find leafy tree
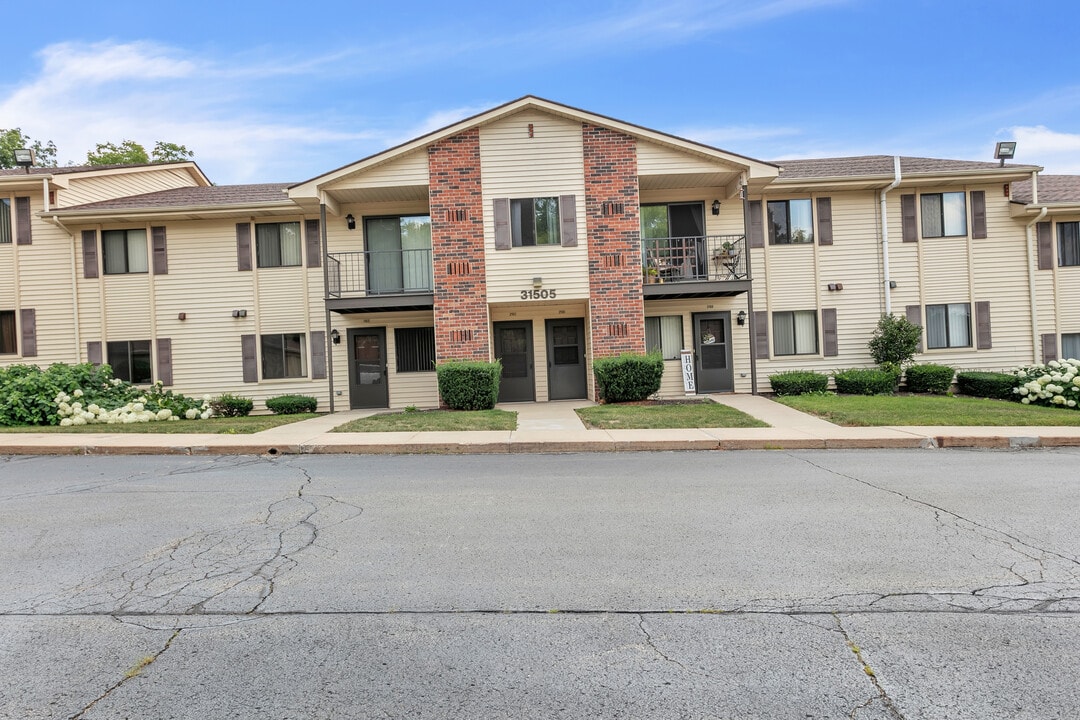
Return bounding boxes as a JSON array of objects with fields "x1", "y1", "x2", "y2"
[
  {"x1": 0, "y1": 128, "x2": 58, "y2": 168},
  {"x1": 868, "y1": 313, "x2": 922, "y2": 373},
  {"x1": 86, "y1": 139, "x2": 194, "y2": 165}
]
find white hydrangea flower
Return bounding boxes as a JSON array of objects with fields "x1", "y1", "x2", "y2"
[
  {"x1": 200, "y1": 411, "x2": 210, "y2": 420},
  {"x1": 156, "y1": 409, "x2": 172, "y2": 421},
  {"x1": 185, "y1": 408, "x2": 199, "y2": 420},
  {"x1": 72, "y1": 416, "x2": 87, "y2": 426},
  {"x1": 59, "y1": 418, "x2": 73, "y2": 427}
]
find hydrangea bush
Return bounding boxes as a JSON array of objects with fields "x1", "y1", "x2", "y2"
[
  {"x1": 55, "y1": 377, "x2": 212, "y2": 426},
  {"x1": 1012, "y1": 358, "x2": 1080, "y2": 409}
]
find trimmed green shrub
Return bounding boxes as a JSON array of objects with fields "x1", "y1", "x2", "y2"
[
  {"x1": 437, "y1": 360, "x2": 502, "y2": 410},
  {"x1": 211, "y1": 393, "x2": 254, "y2": 417},
  {"x1": 833, "y1": 368, "x2": 899, "y2": 396},
  {"x1": 868, "y1": 314, "x2": 922, "y2": 369},
  {"x1": 265, "y1": 395, "x2": 318, "y2": 414},
  {"x1": 769, "y1": 370, "x2": 829, "y2": 396},
  {"x1": 905, "y1": 363, "x2": 955, "y2": 394},
  {"x1": 956, "y1": 371, "x2": 1017, "y2": 401},
  {"x1": 592, "y1": 353, "x2": 663, "y2": 403}
]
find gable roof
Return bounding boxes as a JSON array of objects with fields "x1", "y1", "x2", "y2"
[
  {"x1": 775, "y1": 155, "x2": 1037, "y2": 179},
  {"x1": 44, "y1": 183, "x2": 295, "y2": 221},
  {"x1": 1011, "y1": 175, "x2": 1080, "y2": 205},
  {"x1": 0, "y1": 161, "x2": 212, "y2": 189}
]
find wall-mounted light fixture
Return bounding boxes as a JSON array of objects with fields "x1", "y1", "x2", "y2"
[
  {"x1": 888, "y1": 280, "x2": 898, "y2": 289},
  {"x1": 331, "y1": 329, "x2": 341, "y2": 344},
  {"x1": 345, "y1": 214, "x2": 356, "y2": 230},
  {"x1": 532, "y1": 276, "x2": 543, "y2": 289},
  {"x1": 13, "y1": 148, "x2": 34, "y2": 173},
  {"x1": 231, "y1": 309, "x2": 248, "y2": 318},
  {"x1": 178, "y1": 312, "x2": 187, "y2": 321},
  {"x1": 737, "y1": 310, "x2": 747, "y2": 326},
  {"x1": 711, "y1": 200, "x2": 721, "y2": 216},
  {"x1": 827, "y1": 283, "x2": 844, "y2": 292},
  {"x1": 994, "y1": 141, "x2": 1017, "y2": 167}
]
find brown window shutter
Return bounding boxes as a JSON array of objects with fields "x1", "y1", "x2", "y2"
[
  {"x1": 1037, "y1": 222, "x2": 1053, "y2": 270},
  {"x1": 241, "y1": 334, "x2": 257, "y2": 382},
  {"x1": 87, "y1": 341, "x2": 102, "y2": 365},
  {"x1": 822, "y1": 308, "x2": 838, "y2": 356},
  {"x1": 310, "y1": 330, "x2": 327, "y2": 380},
  {"x1": 305, "y1": 219, "x2": 321, "y2": 268},
  {"x1": 559, "y1": 195, "x2": 578, "y2": 247},
  {"x1": 975, "y1": 301, "x2": 992, "y2": 349},
  {"x1": 151, "y1": 226, "x2": 168, "y2": 275},
  {"x1": 816, "y1": 197, "x2": 833, "y2": 246},
  {"x1": 19, "y1": 308, "x2": 36, "y2": 357},
  {"x1": 901, "y1": 194, "x2": 917, "y2": 242},
  {"x1": 753, "y1": 310, "x2": 769, "y2": 359},
  {"x1": 748, "y1": 200, "x2": 764, "y2": 248},
  {"x1": 906, "y1": 305, "x2": 924, "y2": 352},
  {"x1": 1042, "y1": 333, "x2": 1058, "y2": 362},
  {"x1": 15, "y1": 197, "x2": 32, "y2": 245},
  {"x1": 236, "y1": 222, "x2": 252, "y2": 271},
  {"x1": 493, "y1": 198, "x2": 511, "y2": 250},
  {"x1": 156, "y1": 338, "x2": 173, "y2": 386},
  {"x1": 970, "y1": 191, "x2": 987, "y2": 239},
  {"x1": 82, "y1": 230, "x2": 99, "y2": 278}
]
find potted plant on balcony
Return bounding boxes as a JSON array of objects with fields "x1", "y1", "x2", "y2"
[{"x1": 644, "y1": 266, "x2": 660, "y2": 284}]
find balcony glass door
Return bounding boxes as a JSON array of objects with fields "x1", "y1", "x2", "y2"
[{"x1": 365, "y1": 215, "x2": 432, "y2": 295}]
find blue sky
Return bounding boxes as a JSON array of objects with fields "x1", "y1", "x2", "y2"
[{"x1": 1, "y1": 0, "x2": 1078, "y2": 184}]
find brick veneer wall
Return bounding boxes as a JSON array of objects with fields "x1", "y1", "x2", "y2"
[
  {"x1": 583, "y1": 124, "x2": 645, "y2": 364},
  {"x1": 428, "y1": 128, "x2": 490, "y2": 361}
]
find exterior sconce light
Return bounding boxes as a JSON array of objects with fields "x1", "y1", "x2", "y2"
[
  {"x1": 711, "y1": 200, "x2": 721, "y2": 216},
  {"x1": 994, "y1": 141, "x2": 1016, "y2": 167},
  {"x1": 177, "y1": 312, "x2": 186, "y2": 321},
  {"x1": 889, "y1": 280, "x2": 898, "y2": 289},
  {"x1": 736, "y1": 310, "x2": 747, "y2": 326},
  {"x1": 231, "y1": 309, "x2": 248, "y2": 318},
  {"x1": 331, "y1": 329, "x2": 341, "y2": 344},
  {"x1": 827, "y1": 283, "x2": 844, "y2": 292},
  {"x1": 532, "y1": 276, "x2": 543, "y2": 288},
  {"x1": 14, "y1": 148, "x2": 34, "y2": 173},
  {"x1": 346, "y1": 214, "x2": 356, "y2": 230}
]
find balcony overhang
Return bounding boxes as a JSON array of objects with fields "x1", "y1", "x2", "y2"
[
  {"x1": 643, "y1": 279, "x2": 751, "y2": 299},
  {"x1": 327, "y1": 293, "x2": 434, "y2": 314}
]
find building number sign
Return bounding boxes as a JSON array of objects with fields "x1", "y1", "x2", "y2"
[{"x1": 520, "y1": 289, "x2": 557, "y2": 300}]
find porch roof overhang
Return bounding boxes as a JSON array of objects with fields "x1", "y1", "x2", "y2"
[
  {"x1": 767, "y1": 167, "x2": 1043, "y2": 195},
  {"x1": 643, "y1": 280, "x2": 751, "y2": 300},
  {"x1": 42, "y1": 201, "x2": 300, "y2": 224},
  {"x1": 327, "y1": 293, "x2": 435, "y2": 314}
]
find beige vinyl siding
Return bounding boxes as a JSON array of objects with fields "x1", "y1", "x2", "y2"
[
  {"x1": 59, "y1": 167, "x2": 200, "y2": 207},
  {"x1": 1055, "y1": 216, "x2": 1080, "y2": 345},
  {"x1": 637, "y1": 140, "x2": 736, "y2": 177},
  {"x1": 347, "y1": 150, "x2": 429, "y2": 189},
  {"x1": 480, "y1": 111, "x2": 589, "y2": 304}
]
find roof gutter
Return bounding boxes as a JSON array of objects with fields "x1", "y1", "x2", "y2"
[
  {"x1": 881, "y1": 156, "x2": 902, "y2": 315},
  {"x1": 1025, "y1": 170, "x2": 1048, "y2": 363}
]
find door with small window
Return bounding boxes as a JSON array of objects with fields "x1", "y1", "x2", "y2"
[
  {"x1": 494, "y1": 321, "x2": 534, "y2": 402},
  {"x1": 692, "y1": 312, "x2": 733, "y2": 393},
  {"x1": 546, "y1": 318, "x2": 587, "y2": 400},
  {"x1": 348, "y1": 328, "x2": 388, "y2": 408}
]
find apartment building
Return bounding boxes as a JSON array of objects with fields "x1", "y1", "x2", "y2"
[{"x1": 1, "y1": 96, "x2": 1075, "y2": 412}]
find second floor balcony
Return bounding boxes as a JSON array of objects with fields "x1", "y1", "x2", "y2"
[
  {"x1": 643, "y1": 234, "x2": 750, "y2": 298},
  {"x1": 327, "y1": 248, "x2": 434, "y2": 312}
]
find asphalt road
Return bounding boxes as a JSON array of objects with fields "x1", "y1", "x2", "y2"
[{"x1": 0, "y1": 450, "x2": 1077, "y2": 719}]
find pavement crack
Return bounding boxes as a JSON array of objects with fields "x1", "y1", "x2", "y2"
[
  {"x1": 69, "y1": 628, "x2": 181, "y2": 719},
  {"x1": 636, "y1": 613, "x2": 691, "y2": 673},
  {"x1": 833, "y1": 614, "x2": 905, "y2": 720}
]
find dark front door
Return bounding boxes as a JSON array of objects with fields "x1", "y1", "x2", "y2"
[
  {"x1": 348, "y1": 328, "x2": 388, "y2": 408},
  {"x1": 494, "y1": 321, "x2": 534, "y2": 402},
  {"x1": 693, "y1": 312, "x2": 733, "y2": 393},
  {"x1": 546, "y1": 318, "x2": 587, "y2": 400}
]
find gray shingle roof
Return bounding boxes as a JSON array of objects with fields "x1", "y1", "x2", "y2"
[
  {"x1": 1011, "y1": 175, "x2": 1080, "y2": 204},
  {"x1": 775, "y1": 155, "x2": 1033, "y2": 179},
  {"x1": 56, "y1": 184, "x2": 294, "y2": 212},
  {"x1": 0, "y1": 162, "x2": 193, "y2": 177}
]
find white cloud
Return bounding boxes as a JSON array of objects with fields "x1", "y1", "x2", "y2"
[{"x1": 1007, "y1": 126, "x2": 1080, "y2": 175}]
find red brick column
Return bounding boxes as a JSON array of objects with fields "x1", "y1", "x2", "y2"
[
  {"x1": 584, "y1": 124, "x2": 645, "y2": 367},
  {"x1": 428, "y1": 128, "x2": 489, "y2": 361}
]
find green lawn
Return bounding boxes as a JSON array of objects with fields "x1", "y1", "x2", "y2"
[
  {"x1": 776, "y1": 393, "x2": 1080, "y2": 427},
  {"x1": 333, "y1": 409, "x2": 517, "y2": 432},
  {"x1": 0, "y1": 414, "x2": 321, "y2": 434},
  {"x1": 576, "y1": 401, "x2": 768, "y2": 430}
]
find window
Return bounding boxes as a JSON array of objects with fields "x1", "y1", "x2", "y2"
[
  {"x1": 365, "y1": 215, "x2": 433, "y2": 294},
  {"x1": 1061, "y1": 333, "x2": 1080, "y2": 361},
  {"x1": 395, "y1": 327, "x2": 436, "y2": 372},
  {"x1": 1058, "y1": 222, "x2": 1080, "y2": 267},
  {"x1": 645, "y1": 316, "x2": 684, "y2": 360},
  {"x1": 926, "y1": 303, "x2": 971, "y2": 348},
  {"x1": 255, "y1": 222, "x2": 302, "y2": 267},
  {"x1": 773, "y1": 310, "x2": 818, "y2": 355},
  {"x1": 261, "y1": 333, "x2": 306, "y2": 378},
  {"x1": 767, "y1": 199, "x2": 813, "y2": 244},
  {"x1": 0, "y1": 198, "x2": 10, "y2": 244},
  {"x1": 0, "y1": 311, "x2": 15, "y2": 353},
  {"x1": 102, "y1": 229, "x2": 148, "y2": 274},
  {"x1": 107, "y1": 340, "x2": 152, "y2": 383},
  {"x1": 921, "y1": 192, "x2": 967, "y2": 238},
  {"x1": 512, "y1": 197, "x2": 559, "y2": 246}
]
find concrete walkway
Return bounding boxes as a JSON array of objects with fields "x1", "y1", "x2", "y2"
[{"x1": 1, "y1": 395, "x2": 1080, "y2": 456}]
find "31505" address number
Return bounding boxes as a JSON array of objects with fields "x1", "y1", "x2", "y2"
[{"x1": 520, "y1": 289, "x2": 557, "y2": 300}]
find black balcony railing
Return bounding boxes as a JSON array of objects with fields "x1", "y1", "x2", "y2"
[
  {"x1": 643, "y1": 234, "x2": 746, "y2": 284},
  {"x1": 327, "y1": 248, "x2": 434, "y2": 298}
]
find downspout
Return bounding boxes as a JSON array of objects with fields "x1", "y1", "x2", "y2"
[
  {"x1": 1025, "y1": 181, "x2": 1048, "y2": 364},
  {"x1": 321, "y1": 200, "x2": 335, "y2": 413},
  {"x1": 740, "y1": 177, "x2": 759, "y2": 395},
  {"x1": 880, "y1": 155, "x2": 902, "y2": 315}
]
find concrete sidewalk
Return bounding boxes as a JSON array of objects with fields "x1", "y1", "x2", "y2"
[{"x1": 1, "y1": 395, "x2": 1080, "y2": 456}]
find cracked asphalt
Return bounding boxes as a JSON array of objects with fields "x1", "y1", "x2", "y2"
[{"x1": 0, "y1": 449, "x2": 1077, "y2": 719}]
